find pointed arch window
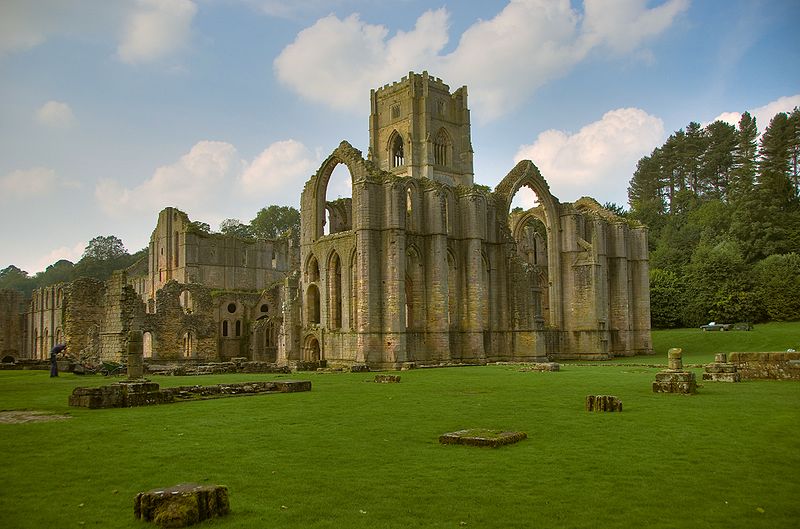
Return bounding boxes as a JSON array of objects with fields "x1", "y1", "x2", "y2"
[
  {"x1": 434, "y1": 129, "x2": 450, "y2": 166},
  {"x1": 392, "y1": 134, "x2": 404, "y2": 168}
]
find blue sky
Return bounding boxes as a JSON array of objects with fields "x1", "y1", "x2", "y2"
[{"x1": 1, "y1": 0, "x2": 798, "y2": 274}]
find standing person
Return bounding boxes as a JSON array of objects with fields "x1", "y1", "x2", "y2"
[{"x1": 50, "y1": 344, "x2": 66, "y2": 378}]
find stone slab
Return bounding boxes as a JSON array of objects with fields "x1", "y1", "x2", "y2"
[
  {"x1": 439, "y1": 429, "x2": 527, "y2": 448},
  {"x1": 134, "y1": 483, "x2": 229, "y2": 528}
]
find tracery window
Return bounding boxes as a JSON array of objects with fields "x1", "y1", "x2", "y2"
[{"x1": 434, "y1": 129, "x2": 450, "y2": 166}]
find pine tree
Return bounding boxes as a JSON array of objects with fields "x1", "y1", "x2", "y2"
[{"x1": 730, "y1": 112, "x2": 758, "y2": 202}]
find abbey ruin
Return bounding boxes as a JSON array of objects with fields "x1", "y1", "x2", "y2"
[{"x1": 1, "y1": 72, "x2": 652, "y2": 368}]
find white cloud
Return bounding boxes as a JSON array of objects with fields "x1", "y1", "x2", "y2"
[
  {"x1": 32, "y1": 241, "x2": 86, "y2": 272},
  {"x1": 240, "y1": 140, "x2": 315, "y2": 196},
  {"x1": 118, "y1": 0, "x2": 197, "y2": 64},
  {"x1": 710, "y1": 93, "x2": 800, "y2": 133},
  {"x1": 96, "y1": 139, "x2": 316, "y2": 220},
  {"x1": 96, "y1": 140, "x2": 241, "y2": 217},
  {"x1": 581, "y1": 0, "x2": 690, "y2": 54},
  {"x1": 35, "y1": 100, "x2": 75, "y2": 128},
  {"x1": 274, "y1": 0, "x2": 688, "y2": 121},
  {"x1": 0, "y1": 167, "x2": 59, "y2": 199},
  {"x1": 514, "y1": 108, "x2": 664, "y2": 203},
  {"x1": 275, "y1": 10, "x2": 449, "y2": 111}
]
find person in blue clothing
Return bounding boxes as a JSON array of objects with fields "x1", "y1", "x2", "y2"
[{"x1": 50, "y1": 344, "x2": 66, "y2": 377}]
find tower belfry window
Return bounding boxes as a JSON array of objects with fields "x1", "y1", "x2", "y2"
[
  {"x1": 391, "y1": 104, "x2": 401, "y2": 119},
  {"x1": 392, "y1": 134, "x2": 404, "y2": 168},
  {"x1": 435, "y1": 129, "x2": 450, "y2": 166}
]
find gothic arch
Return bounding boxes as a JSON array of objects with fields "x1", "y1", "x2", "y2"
[
  {"x1": 326, "y1": 250, "x2": 342, "y2": 329},
  {"x1": 495, "y1": 160, "x2": 563, "y2": 328},
  {"x1": 405, "y1": 244, "x2": 425, "y2": 331},
  {"x1": 433, "y1": 127, "x2": 452, "y2": 167},
  {"x1": 306, "y1": 141, "x2": 370, "y2": 241},
  {"x1": 387, "y1": 130, "x2": 405, "y2": 168}
]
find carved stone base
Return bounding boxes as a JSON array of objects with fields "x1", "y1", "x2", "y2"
[{"x1": 652, "y1": 370, "x2": 697, "y2": 394}]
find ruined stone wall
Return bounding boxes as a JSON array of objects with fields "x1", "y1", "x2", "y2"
[
  {"x1": 729, "y1": 352, "x2": 800, "y2": 380},
  {"x1": 0, "y1": 289, "x2": 26, "y2": 360},
  {"x1": 26, "y1": 284, "x2": 66, "y2": 359},
  {"x1": 63, "y1": 278, "x2": 106, "y2": 360},
  {"x1": 142, "y1": 281, "x2": 217, "y2": 361},
  {"x1": 146, "y1": 207, "x2": 295, "y2": 302}
]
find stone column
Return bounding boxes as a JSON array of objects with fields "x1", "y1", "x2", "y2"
[
  {"x1": 667, "y1": 348, "x2": 682, "y2": 371},
  {"x1": 127, "y1": 330, "x2": 144, "y2": 379}
]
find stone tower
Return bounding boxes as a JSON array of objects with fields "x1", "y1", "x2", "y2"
[{"x1": 369, "y1": 71, "x2": 474, "y2": 187}]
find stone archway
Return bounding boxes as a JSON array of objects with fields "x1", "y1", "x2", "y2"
[
  {"x1": 304, "y1": 141, "x2": 370, "y2": 242},
  {"x1": 495, "y1": 160, "x2": 562, "y2": 328},
  {"x1": 303, "y1": 335, "x2": 321, "y2": 362}
]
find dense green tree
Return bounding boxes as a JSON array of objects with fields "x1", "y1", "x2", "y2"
[
  {"x1": 700, "y1": 121, "x2": 737, "y2": 200},
  {"x1": 250, "y1": 205, "x2": 300, "y2": 239},
  {"x1": 753, "y1": 253, "x2": 800, "y2": 321},
  {"x1": 219, "y1": 219, "x2": 254, "y2": 239},
  {"x1": 729, "y1": 112, "x2": 758, "y2": 202},
  {"x1": 0, "y1": 265, "x2": 35, "y2": 296},
  {"x1": 82, "y1": 235, "x2": 127, "y2": 261},
  {"x1": 34, "y1": 259, "x2": 75, "y2": 286},
  {"x1": 648, "y1": 269, "x2": 685, "y2": 328}
]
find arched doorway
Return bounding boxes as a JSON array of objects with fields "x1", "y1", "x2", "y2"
[{"x1": 303, "y1": 335, "x2": 321, "y2": 362}]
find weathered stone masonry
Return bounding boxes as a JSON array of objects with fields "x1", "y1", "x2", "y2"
[
  {"x1": 10, "y1": 72, "x2": 651, "y2": 368},
  {"x1": 295, "y1": 72, "x2": 651, "y2": 369}
]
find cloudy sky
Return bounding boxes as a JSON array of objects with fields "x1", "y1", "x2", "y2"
[{"x1": 1, "y1": 0, "x2": 798, "y2": 274}]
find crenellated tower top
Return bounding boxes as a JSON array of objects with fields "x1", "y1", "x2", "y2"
[{"x1": 368, "y1": 71, "x2": 474, "y2": 187}]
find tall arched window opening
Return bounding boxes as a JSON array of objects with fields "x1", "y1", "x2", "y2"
[
  {"x1": 328, "y1": 252, "x2": 342, "y2": 329},
  {"x1": 306, "y1": 285, "x2": 321, "y2": 325},
  {"x1": 434, "y1": 129, "x2": 450, "y2": 166},
  {"x1": 392, "y1": 134, "x2": 404, "y2": 167}
]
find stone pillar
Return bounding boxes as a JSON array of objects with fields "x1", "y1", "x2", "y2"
[
  {"x1": 127, "y1": 330, "x2": 144, "y2": 379},
  {"x1": 668, "y1": 347, "x2": 682, "y2": 371}
]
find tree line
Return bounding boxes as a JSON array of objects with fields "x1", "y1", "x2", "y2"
[
  {"x1": 628, "y1": 108, "x2": 800, "y2": 327},
  {"x1": 0, "y1": 205, "x2": 300, "y2": 297}
]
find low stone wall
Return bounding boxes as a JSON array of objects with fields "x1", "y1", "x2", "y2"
[
  {"x1": 729, "y1": 352, "x2": 800, "y2": 380},
  {"x1": 69, "y1": 379, "x2": 311, "y2": 409},
  {"x1": 145, "y1": 361, "x2": 290, "y2": 376}
]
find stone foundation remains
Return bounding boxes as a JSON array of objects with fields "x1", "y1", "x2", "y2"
[
  {"x1": 728, "y1": 352, "x2": 800, "y2": 380},
  {"x1": 585, "y1": 395, "x2": 622, "y2": 412},
  {"x1": 652, "y1": 348, "x2": 697, "y2": 394},
  {"x1": 374, "y1": 374, "x2": 401, "y2": 383},
  {"x1": 69, "y1": 379, "x2": 311, "y2": 409},
  {"x1": 702, "y1": 353, "x2": 741, "y2": 382},
  {"x1": 134, "y1": 483, "x2": 229, "y2": 528},
  {"x1": 439, "y1": 429, "x2": 527, "y2": 448},
  {"x1": 519, "y1": 362, "x2": 560, "y2": 372}
]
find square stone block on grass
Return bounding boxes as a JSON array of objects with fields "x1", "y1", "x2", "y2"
[
  {"x1": 439, "y1": 429, "x2": 527, "y2": 448},
  {"x1": 134, "y1": 483, "x2": 229, "y2": 528}
]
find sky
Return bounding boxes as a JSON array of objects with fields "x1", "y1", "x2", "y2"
[{"x1": 1, "y1": 0, "x2": 798, "y2": 274}]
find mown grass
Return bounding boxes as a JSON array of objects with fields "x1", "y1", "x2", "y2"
[
  {"x1": 650, "y1": 321, "x2": 800, "y2": 364},
  {"x1": 1, "y1": 352, "x2": 798, "y2": 528}
]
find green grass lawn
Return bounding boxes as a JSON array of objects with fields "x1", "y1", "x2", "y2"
[{"x1": 1, "y1": 357, "x2": 798, "y2": 528}]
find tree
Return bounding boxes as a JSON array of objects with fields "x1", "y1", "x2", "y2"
[
  {"x1": 730, "y1": 112, "x2": 758, "y2": 202},
  {"x1": 250, "y1": 205, "x2": 300, "y2": 239},
  {"x1": 219, "y1": 219, "x2": 254, "y2": 239},
  {"x1": 753, "y1": 253, "x2": 800, "y2": 321},
  {"x1": 700, "y1": 121, "x2": 737, "y2": 201},
  {"x1": 648, "y1": 269, "x2": 685, "y2": 328},
  {"x1": 34, "y1": 259, "x2": 75, "y2": 287},
  {"x1": 82, "y1": 235, "x2": 127, "y2": 261},
  {"x1": 0, "y1": 265, "x2": 34, "y2": 295}
]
